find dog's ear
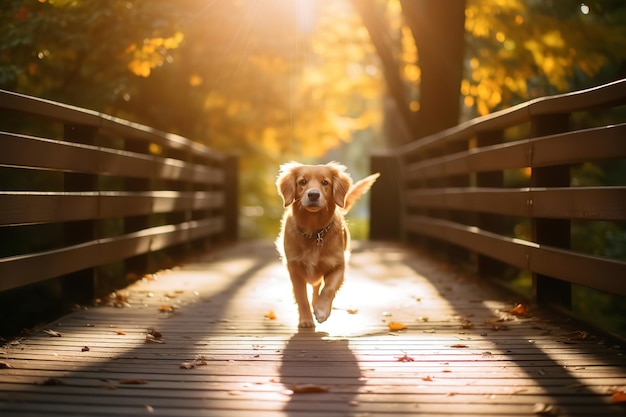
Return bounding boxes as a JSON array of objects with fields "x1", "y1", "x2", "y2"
[
  {"x1": 328, "y1": 162, "x2": 352, "y2": 208},
  {"x1": 276, "y1": 162, "x2": 301, "y2": 207}
]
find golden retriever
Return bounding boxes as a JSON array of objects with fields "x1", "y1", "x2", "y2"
[{"x1": 276, "y1": 161, "x2": 379, "y2": 328}]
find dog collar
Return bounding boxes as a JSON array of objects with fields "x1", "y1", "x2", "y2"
[{"x1": 297, "y1": 222, "x2": 333, "y2": 246}]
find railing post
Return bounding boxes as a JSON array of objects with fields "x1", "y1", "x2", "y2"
[
  {"x1": 370, "y1": 151, "x2": 402, "y2": 240},
  {"x1": 475, "y1": 130, "x2": 507, "y2": 278},
  {"x1": 530, "y1": 113, "x2": 572, "y2": 309},
  {"x1": 62, "y1": 123, "x2": 98, "y2": 305},
  {"x1": 444, "y1": 138, "x2": 472, "y2": 267},
  {"x1": 124, "y1": 139, "x2": 152, "y2": 280},
  {"x1": 223, "y1": 154, "x2": 239, "y2": 241}
]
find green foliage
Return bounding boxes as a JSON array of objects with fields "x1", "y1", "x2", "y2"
[{"x1": 463, "y1": 0, "x2": 626, "y2": 116}]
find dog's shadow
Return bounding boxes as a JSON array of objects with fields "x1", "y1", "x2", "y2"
[{"x1": 279, "y1": 329, "x2": 363, "y2": 415}]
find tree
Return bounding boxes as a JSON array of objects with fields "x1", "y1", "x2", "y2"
[
  {"x1": 352, "y1": 0, "x2": 466, "y2": 140},
  {"x1": 0, "y1": 0, "x2": 385, "y2": 237},
  {"x1": 352, "y1": 0, "x2": 626, "y2": 141}
]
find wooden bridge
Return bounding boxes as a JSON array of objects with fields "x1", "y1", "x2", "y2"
[{"x1": 1, "y1": 81, "x2": 626, "y2": 416}]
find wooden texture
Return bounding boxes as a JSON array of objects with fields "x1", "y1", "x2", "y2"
[
  {"x1": 0, "y1": 89, "x2": 235, "y2": 297},
  {"x1": 372, "y1": 78, "x2": 626, "y2": 311},
  {"x1": 1, "y1": 241, "x2": 625, "y2": 417}
]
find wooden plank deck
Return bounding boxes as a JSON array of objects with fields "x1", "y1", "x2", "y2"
[{"x1": 1, "y1": 240, "x2": 625, "y2": 417}]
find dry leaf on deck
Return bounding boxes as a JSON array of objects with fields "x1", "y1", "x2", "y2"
[
  {"x1": 287, "y1": 384, "x2": 330, "y2": 393},
  {"x1": 81, "y1": 346, "x2": 90, "y2": 352},
  {"x1": 146, "y1": 329, "x2": 164, "y2": 343},
  {"x1": 388, "y1": 322, "x2": 407, "y2": 331},
  {"x1": 158, "y1": 305, "x2": 176, "y2": 313},
  {"x1": 421, "y1": 375, "x2": 433, "y2": 381},
  {"x1": 510, "y1": 303, "x2": 528, "y2": 316},
  {"x1": 567, "y1": 331, "x2": 591, "y2": 341},
  {"x1": 43, "y1": 329, "x2": 62, "y2": 337},
  {"x1": 460, "y1": 320, "x2": 474, "y2": 329},
  {"x1": 533, "y1": 403, "x2": 557, "y2": 415},
  {"x1": 119, "y1": 379, "x2": 148, "y2": 385},
  {"x1": 114, "y1": 329, "x2": 126, "y2": 335},
  {"x1": 346, "y1": 308, "x2": 359, "y2": 314},
  {"x1": 611, "y1": 389, "x2": 626, "y2": 403},
  {"x1": 450, "y1": 344, "x2": 469, "y2": 348},
  {"x1": 41, "y1": 378, "x2": 64, "y2": 385},
  {"x1": 396, "y1": 353, "x2": 415, "y2": 362},
  {"x1": 264, "y1": 310, "x2": 276, "y2": 320}
]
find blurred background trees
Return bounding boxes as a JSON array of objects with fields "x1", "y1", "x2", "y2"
[
  {"x1": 2, "y1": 0, "x2": 626, "y2": 237},
  {"x1": 1, "y1": 0, "x2": 626, "y2": 335}
]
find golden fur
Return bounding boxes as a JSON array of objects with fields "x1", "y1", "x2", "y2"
[{"x1": 276, "y1": 161, "x2": 379, "y2": 327}]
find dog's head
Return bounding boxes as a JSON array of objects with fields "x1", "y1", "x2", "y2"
[{"x1": 276, "y1": 161, "x2": 353, "y2": 212}]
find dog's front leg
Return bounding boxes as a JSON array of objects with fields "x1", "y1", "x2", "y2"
[
  {"x1": 287, "y1": 265, "x2": 314, "y2": 328},
  {"x1": 313, "y1": 265, "x2": 344, "y2": 324}
]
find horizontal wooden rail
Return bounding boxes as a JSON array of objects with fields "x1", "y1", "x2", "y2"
[
  {"x1": 406, "y1": 186, "x2": 626, "y2": 221},
  {"x1": 0, "y1": 89, "x2": 238, "y2": 298},
  {"x1": 371, "y1": 78, "x2": 626, "y2": 311},
  {"x1": 0, "y1": 191, "x2": 224, "y2": 226}
]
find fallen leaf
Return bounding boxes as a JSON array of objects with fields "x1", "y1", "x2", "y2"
[
  {"x1": 119, "y1": 379, "x2": 148, "y2": 385},
  {"x1": 510, "y1": 303, "x2": 528, "y2": 316},
  {"x1": 396, "y1": 353, "x2": 415, "y2": 362},
  {"x1": 460, "y1": 320, "x2": 474, "y2": 329},
  {"x1": 346, "y1": 308, "x2": 359, "y2": 315},
  {"x1": 147, "y1": 328, "x2": 162, "y2": 338},
  {"x1": 107, "y1": 291, "x2": 131, "y2": 308},
  {"x1": 180, "y1": 362, "x2": 194, "y2": 369},
  {"x1": 388, "y1": 322, "x2": 407, "y2": 331},
  {"x1": 421, "y1": 375, "x2": 433, "y2": 381},
  {"x1": 146, "y1": 329, "x2": 164, "y2": 343},
  {"x1": 158, "y1": 304, "x2": 176, "y2": 313},
  {"x1": 450, "y1": 344, "x2": 469, "y2": 348},
  {"x1": 81, "y1": 346, "x2": 90, "y2": 352},
  {"x1": 43, "y1": 329, "x2": 62, "y2": 337},
  {"x1": 287, "y1": 384, "x2": 329, "y2": 393},
  {"x1": 41, "y1": 378, "x2": 64, "y2": 385},
  {"x1": 533, "y1": 403, "x2": 557, "y2": 415},
  {"x1": 488, "y1": 324, "x2": 509, "y2": 331},
  {"x1": 567, "y1": 331, "x2": 591, "y2": 341},
  {"x1": 611, "y1": 389, "x2": 626, "y2": 403},
  {"x1": 265, "y1": 310, "x2": 277, "y2": 320},
  {"x1": 114, "y1": 329, "x2": 126, "y2": 335}
]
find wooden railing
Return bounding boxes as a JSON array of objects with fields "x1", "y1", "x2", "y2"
[
  {"x1": 0, "y1": 90, "x2": 237, "y2": 302},
  {"x1": 371, "y1": 79, "x2": 626, "y2": 310}
]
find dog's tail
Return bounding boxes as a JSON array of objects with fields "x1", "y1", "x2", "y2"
[{"x1": 343, "y1": 173, "x2": 380, "y2": 212}]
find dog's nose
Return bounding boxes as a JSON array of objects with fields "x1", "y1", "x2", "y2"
[{"x1": 307, "y1": 190, "x2": 320, "y2": 201}]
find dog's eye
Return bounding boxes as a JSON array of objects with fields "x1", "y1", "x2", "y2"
[
  {"x1": 299, "y1": 179, "x2": 307, "y2": 186},
  {"x1": 321, "y1": 179, "x2": 329, "y2": 186}
]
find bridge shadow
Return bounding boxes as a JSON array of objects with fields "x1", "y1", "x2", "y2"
[
  {"x1": 2, "y1": 240, "x2": 624, "y2": 416},
  {"x1": 352, "y1": 240, "x2": 624, "y2": 415}
]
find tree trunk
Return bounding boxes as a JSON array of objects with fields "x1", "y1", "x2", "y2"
[
  {"x1": 351, "y1": 0, "x2": 419, "y2": 144},
  {"x1": 400, "y1": 0, "x2": 466, "y2": 138}
]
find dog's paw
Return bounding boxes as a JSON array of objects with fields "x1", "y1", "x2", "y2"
[
  {"x1": 313, "y1": 300, "x2": 331, "y2": 324},
  {"x1": 298, "y1": 318, "x2": 315, "y2": 328}
]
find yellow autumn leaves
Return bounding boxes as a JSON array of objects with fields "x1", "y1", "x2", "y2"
[{"x1": 126, "y1": 32, "x2": 185, "y2": 78}]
